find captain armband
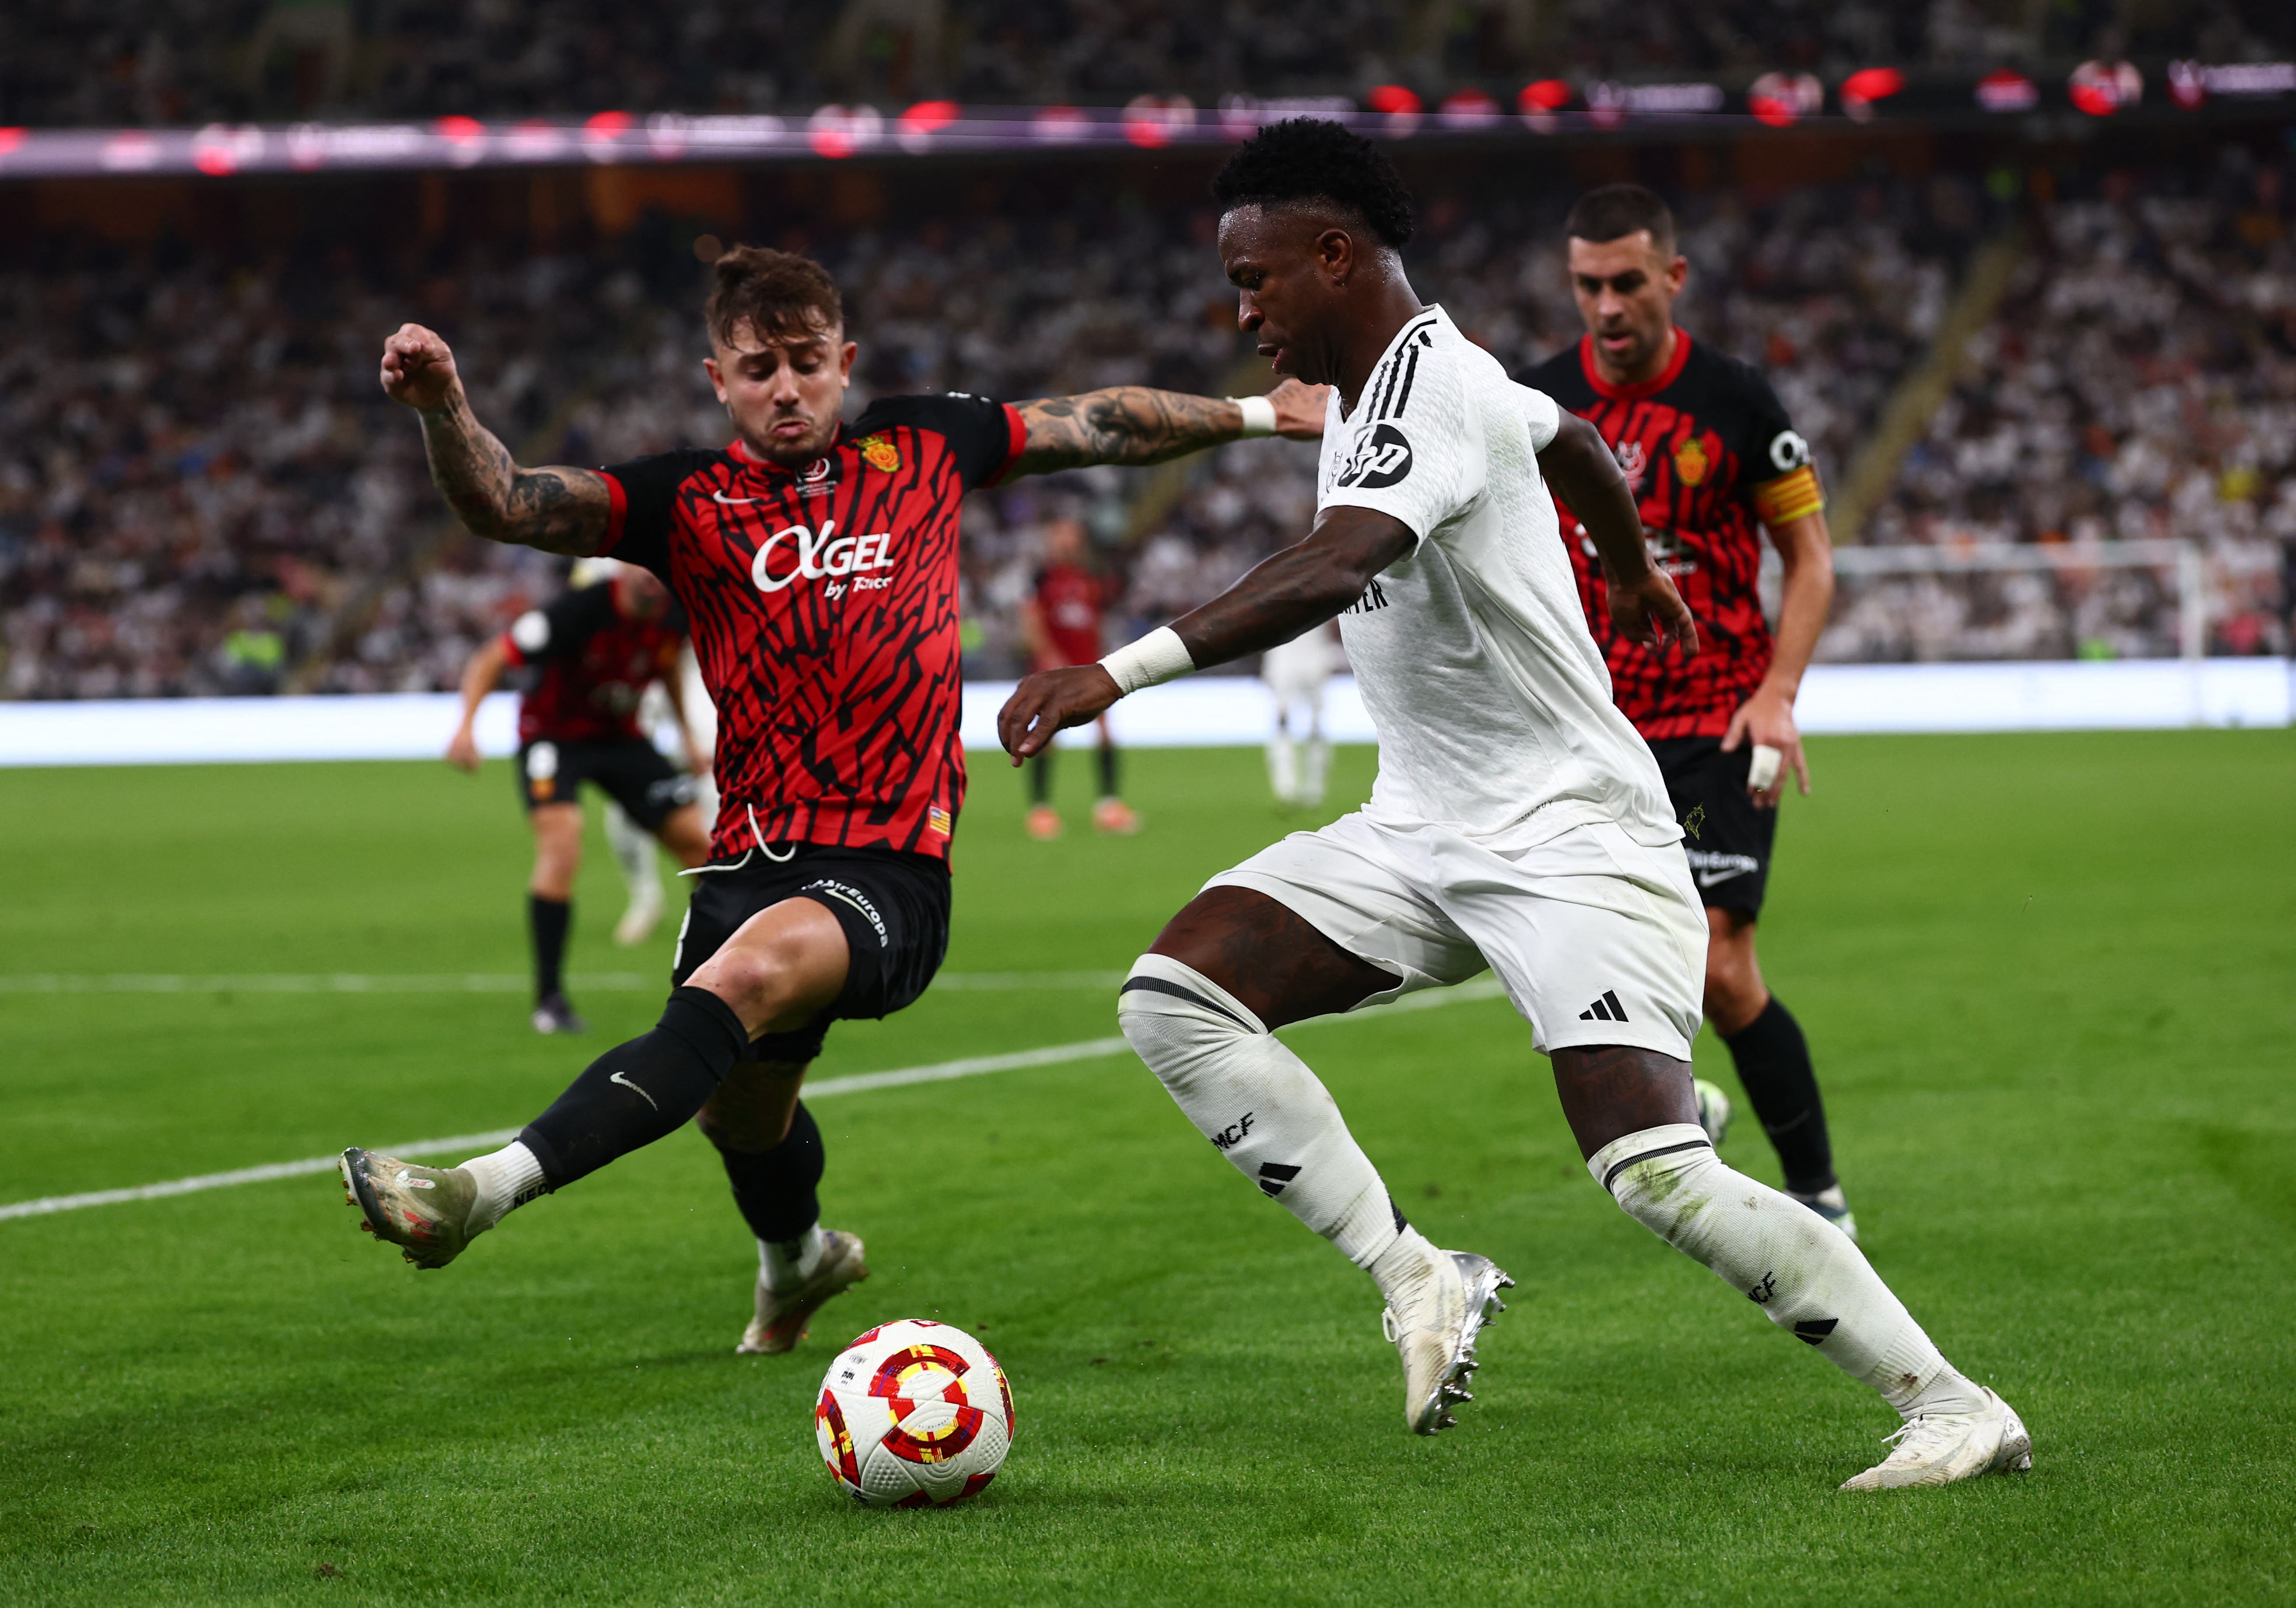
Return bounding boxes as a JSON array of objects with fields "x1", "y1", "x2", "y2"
[
  {"x1": 1751, "y1": 465, "x2": 1825, "y2": 527},
  {"x1": 1098, "y1": 626, "x2": 1195, "y2": 697}
]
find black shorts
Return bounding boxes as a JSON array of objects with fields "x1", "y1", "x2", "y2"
[
  {"x1": 1646, "y1": 736, "x2": 1777, "y2": 918},
  {"x1": 672, "y1": 842, "x2": 952, "y2": 1064},
  {"x1": 516, "y1": 736, "x2": 697, "y2": 831}
]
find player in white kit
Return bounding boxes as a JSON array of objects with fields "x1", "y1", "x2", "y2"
[
  {"x1": 1261, "y1": 620, "x2": 1336, "y2": 807},
  {"x1": 999, "y1": 119, "x2": 2027, "y2": 1488}
]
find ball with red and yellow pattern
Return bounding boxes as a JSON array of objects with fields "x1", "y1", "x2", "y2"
[{"x1": 815, "y1": 1319, "x2": 1015, "y2": 1507}]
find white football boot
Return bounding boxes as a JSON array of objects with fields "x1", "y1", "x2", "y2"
[
  {"x1": 1790, "y1": 1184, "x2": 1860, "y2": 1245},
  {"x1": 1840, "y1": 1388, "x2": 2032, "y2": 1490},
  {"x1": 613, "y1": 876, "x2": 665, "y2": 947},
  {"x1": 1381, "y1": 1249, "x2": 1514, "y2": 1435},
  {"x1": 737, "y1": 1229, "x2": 870, "y2": 1355}
]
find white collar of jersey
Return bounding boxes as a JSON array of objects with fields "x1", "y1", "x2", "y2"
[{"x1": 1340, "y1": 304, "x2": 1450, "y2": 425}]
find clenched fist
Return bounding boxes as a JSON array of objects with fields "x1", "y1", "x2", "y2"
[
  {"x1": 1266, "y1": 377, "x2": 1332, "y2": 439},
  {"x1": 380, "y1": 323, "x2": 462, "y2": 411}
]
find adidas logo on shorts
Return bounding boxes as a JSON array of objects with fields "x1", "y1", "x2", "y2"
[{"x1": 1578, "y1": 990, "x2": 1629, "y2": 1023}]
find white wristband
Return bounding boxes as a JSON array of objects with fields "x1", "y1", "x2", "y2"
[
  {"x1": 1098, "y1": 626, "x2": 1195, "y2": 697},
  {"x1": 1231, "y1": 394, "x2": 1277, "y2": 438}
]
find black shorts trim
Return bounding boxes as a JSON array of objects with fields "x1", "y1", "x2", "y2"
[
  {"x1": 516, "y1": 736, "x2": 697, "y2": 831},
  {"x1": 672, "y1": 843, "x2": 951, "y2": 1064},
  {"x1": 1646, "y1": 735, "x2": 1777, "y2": 917}
]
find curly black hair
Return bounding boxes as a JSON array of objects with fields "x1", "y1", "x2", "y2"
[{"x1": 1210, "y1": 118, "x2": 1415, "y2": 248}]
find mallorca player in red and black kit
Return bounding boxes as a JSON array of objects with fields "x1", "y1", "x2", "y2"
[
  {"x1": 1020, "y1": 515, "x2": 1137, "y2": 838},
  {"x1": 344, "y1": 245, "x2": 1323, "y2": 1353},
  {"x1": 1521, "y1": 184, "x2": 1853, "y2": 1239},
  {"x1": 443, "y1": 560, "x2": 711, "y2": 1034}
]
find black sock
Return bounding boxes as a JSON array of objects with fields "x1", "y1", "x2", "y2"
[
  {"x1": 519, "y1": 986, "x2": 749, "y2": 1190},
  {"x1": 1028, "y1": 750, "x2": 1054, "y2": 805},
  {"x1": 710, "y1": 1100, "x2": 826, "y2": 1243},
  {"x1": 1097, "y1": 742, "x2": 1120, "y2": 799},
  {"x1": 529, "y1": 894, "x2": 571, "y2": 1003},
  {"x1": 1722, "y1": 996, "x2": 1835, "y2": 1196}
]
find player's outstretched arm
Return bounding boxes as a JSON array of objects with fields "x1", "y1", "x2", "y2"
[
  {"x1": 445, "y1": 635, "x2": 511, "y2": 772},
  {"x1": 381, "y1": 324, "x2": 610, "y2": 556},
  {"x1": 1008, "y1": 378, "x2": 1325, "y2": 475},
  {"x1": 996, "y1": 505, "x2": 1410, "y2": 761},
  {"x1": 1538, "y1": 413, "x2": 1698, "y2": 658}
]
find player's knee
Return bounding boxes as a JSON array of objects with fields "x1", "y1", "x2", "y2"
[
  {"x1": 1117, "y1": 954, "x2": 1264, "y2": 1088},
  {"x1": 1589, "y1": 1125, "x2": 1726, "y2": 1249}
]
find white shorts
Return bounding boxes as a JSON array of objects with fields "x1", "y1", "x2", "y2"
[{"x1": 1207, "y1": 812, "x2": 1707, "y2": 1059}]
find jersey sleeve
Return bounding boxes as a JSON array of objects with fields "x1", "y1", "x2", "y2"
[
  {"x1": 1512, "y1": 382, "x2": 1563, "y2": 451},
  {"x1": 856, "y1": 392, "x2": 1026, "y2": 490},
  {"x1": 1319, "y1": 348, "x2": 1482, "y2": 546},
  {"x1": 1732, "y1": 366, "x2": 1825, "y2": 528},
  {"x1": 500, "y1": 584, "x2": 612, "y2": 667},
  {"x1": 595, "y1": 450, "x2": 714, "y2": 577}
]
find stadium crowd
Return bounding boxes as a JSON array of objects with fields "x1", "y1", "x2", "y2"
[
  {"x1": 7, "y1": 0, "x2": 2293, "y2": 130},
  {"x1": 2, "y1": 152, "x2": 2290, "y2": 700},
  {"x1": 1834, "y1": 149, "x2": 2296, "y2": 660}
]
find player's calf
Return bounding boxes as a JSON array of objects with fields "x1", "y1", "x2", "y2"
[{"x1": 1589, "y1": 1120, "x2": 2026, "y2": 1483}]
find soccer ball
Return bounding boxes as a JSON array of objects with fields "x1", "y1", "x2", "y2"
[{"x1": 815, "y1": 1319, "x2": 1014, "y2": 1507}]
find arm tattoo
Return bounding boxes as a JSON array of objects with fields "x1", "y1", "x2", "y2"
[
  {"x1": 418, "y1": 392, "x2": 609, "y2": 556},
  {"x1": 1013, "y1": 387, "x2": 1243, "y2": 474}
]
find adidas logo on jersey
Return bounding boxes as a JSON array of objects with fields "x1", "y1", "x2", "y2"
[{"x1": 1578, "y1": 989, "x2": 1629, "y2": 1023}]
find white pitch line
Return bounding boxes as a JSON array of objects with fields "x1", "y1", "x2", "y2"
[
  {"x1": 0, "y1": 977, "x2": 1509, "y2": 1224},
  {"x1": 0, "y1": 970, "x2": 1128, "y2": 996}
]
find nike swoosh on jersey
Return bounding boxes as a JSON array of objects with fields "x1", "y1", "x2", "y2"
[
  {"x1": 711, "y1": 490, "x2": 763, "y2": 506},
  {"x1": 1695, "y1": 866, "x2": 1753, "y2": 887}
]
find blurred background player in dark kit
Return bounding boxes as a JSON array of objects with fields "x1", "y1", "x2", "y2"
[
  {"x1": 1020, "y1": 515, "x2": 1138, "y2": 838},
  {"x1": 444, "y1": 557, "x2": 711, "y2": 1034},
  {"x1": 1521, "y1": 183, "x2": 1851, "y2": 1238}
]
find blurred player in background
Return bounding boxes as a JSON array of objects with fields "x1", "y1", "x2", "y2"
[
  {"x1": 607, "y1": 637, "x2": 721, "y2": 946},
  {"x1": 445, "y1": 558, "x2": 712, "y2": 1033},
  {"x1": 1262, "y1": 618, "x2": 1337, "y2": 808},
  {"x1": 1522, "y1": 184, "x2": 1853, "y2": 1240},
  {"x1": 1020, "y1": 515, "x2": 1137, "y2": 838},
  {"x1": 347, "y1": 244, "x2": 1323, "y2": 1360}
]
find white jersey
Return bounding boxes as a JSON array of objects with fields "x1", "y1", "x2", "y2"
[{"x1": 1315, "y1": 305, "x2": 1677, "y2": 850}]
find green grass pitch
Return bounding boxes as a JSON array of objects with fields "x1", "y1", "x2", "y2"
[{"x1": 1, "y1": 729, "x2": 2291, "y2": 1605}]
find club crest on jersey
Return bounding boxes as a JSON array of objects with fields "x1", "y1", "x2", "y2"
[
  {"x1": 1673, "y1": 437, "x2": 1710, "y2": 486},
  {"x1": 749, "y1": 519, "x2": 897, "y2": 594},
  {"x1": 1336, "y1": 422, "x2": 1413, "y2": 489},
  {"x1": 859, "y1": 433, "x2": 901, "y2": 473}
]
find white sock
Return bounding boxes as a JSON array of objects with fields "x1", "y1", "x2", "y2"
[
  {"x1": 760, "y1": 1222, "x2": 826, "y2": 1291},
  {"x1": 460, "y1": 1140, "x2": 547, "y2": 1234},
  {"x1": 1266, "y1": 732, "x2": 1298, "y2": 803},
  {"x1": 1592, "y1": 1125, "x2": 1987, "y2": 1420},
  {"x1": 602, "y1": 801, "x2": 658, "y2": 903},
  {"x1": 1118, "y1": 953, "x2": 1404, "y2": 1275}
]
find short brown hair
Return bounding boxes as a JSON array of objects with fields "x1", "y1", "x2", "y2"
[
  {"x1": 1564, "y1": 184, "x2": 1677, "y2": 256},
  {"x1": 704, "y1": 245, "x2": 844, "y2": 350}
]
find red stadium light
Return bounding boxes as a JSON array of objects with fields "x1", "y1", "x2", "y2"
[
  {"x1": 1975, "y1": 70, "x2": 2038, "y2": 112},
  {"x1": 1122, "y1": 94, "x2": 1196, "y2": 148},
  {"x1": 1366, "y1": 84, "x2": 1423, "y2": 136},
  {"x1": 582, "y1": 109, "x2": 632, "y2": 162},
  {"x1": 434, "y1": 114, "x2": 488, "y2": 167},
  {"x1": 191, "y1": 124, "x2": 263, "y2": 175},
  {"x1": 1032, "y1": 105, "x2": 1089, "y2": 143},
  {"x1": 807, "y1": 104, "x2": 883, "y2": 159},
  {"x1": 1518, "y1": 79, "x2": 1572, "y2": 132},
  {"x1": 1438, "y1": 88, "x2": 1501, "y2": 127},
  {"x1": 1839, "y1": 67, "x2": 1904, "y2": 122},
  {"x1": 2068, "y1": 60, "x2": 2142, "y2": 116},
  {"x1": 897, "y1": 99, "x2": 959, "y2": 153},
  {"x1": 1747, "y1": 71, "x2": 1823, "y2": 127}
]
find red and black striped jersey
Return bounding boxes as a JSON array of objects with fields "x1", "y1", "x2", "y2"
[
  {"x1": 596, "y1": 393, "x2": 1025, "y2": 862},
  {"x1": 1031, "y1": 563, "x2": 1108, "y2": 669},
  {"x1": 501, "y1": 581, "x2": 685, "y2": 746},
  {"x1": 1522, "y1": 331, "x2": 1824, "y2": 739}
]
